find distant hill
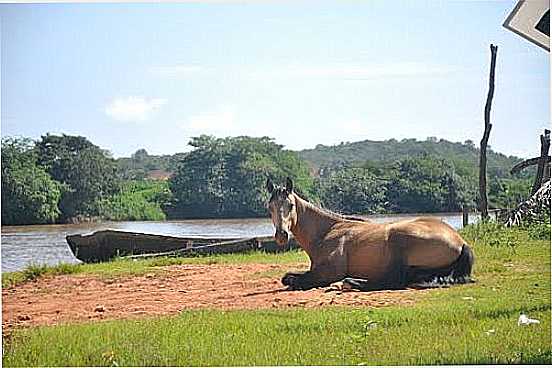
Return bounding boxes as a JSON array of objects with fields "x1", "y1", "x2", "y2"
[
  {"x1": 298, "y1": 138, "x2": 528, "y2": 178},
  {"x1": 116, "y1": 149, "x2": 186, "y2": 180},
  {"x1": 118, "y1": 138, "x2": 531, "y2": 181}
]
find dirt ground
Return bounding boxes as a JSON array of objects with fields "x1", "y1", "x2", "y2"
[{"x1": 2, "y1": 263, "x2": 425, "y2": 332}]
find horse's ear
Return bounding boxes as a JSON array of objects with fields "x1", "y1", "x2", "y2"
[
  {"x1": 266, "y1": 178, "x2": 274, "y2": 194},
  {"x1": 285, "y1": 177, "x2": 294, "y2": 194}
]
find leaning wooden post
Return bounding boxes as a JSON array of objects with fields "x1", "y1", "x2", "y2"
[
  {"x1": 479, "y1": 44, "x2": 498, "y2": 221},
  {"x1": 531, "y1": 129, "x2": 550, "y2": 195}
]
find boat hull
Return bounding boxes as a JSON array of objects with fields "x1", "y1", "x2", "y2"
[{"x1": 66, "y1": 230, "x2": 298, "y2": 263}]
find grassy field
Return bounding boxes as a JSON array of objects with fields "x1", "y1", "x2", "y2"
[{"x1": 2, "y1": 222, "x2": 551, "y2": 366}]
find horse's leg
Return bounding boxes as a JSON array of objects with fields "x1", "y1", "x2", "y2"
[
  {"x1": 342, "y1": 275, "x2": 405, "y2": 291},
  {"x1": 342, "y1": 248, "x2": 407, "y2": 291},
  {"x1": 342, "y1": 277, "x2": 382, "y2": 291},
  {"x1": 283, "y1": 248, "x2": 347, "y2": 290},
  {"x1": 283, "y1": 267, "x2": 345, "y2": 290},
  {"x1": 281, "y1": 272, "x2": 304, "y2": 285},
  {"x1": 341, "y1": 266, "x2": 406, "y2": 292}
]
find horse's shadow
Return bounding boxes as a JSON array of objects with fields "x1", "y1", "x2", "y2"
[
  {"x1": 242, "y1": 281, "x2": 452, "y2": 298},
  {"x1": 243, "y1": 287, "x2": 290, "y2": 297}
]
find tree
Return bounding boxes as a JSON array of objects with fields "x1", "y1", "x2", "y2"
[
  {"x1": 488, "y1": 177, "x2": 532, "y2": 210},
  {"x1": 386, "y1": 155, "x2": 473, "y2": 213},
  {"x1": 464, "y1": 139, "x2": 475, "y2": 148},
  {"x1": 169, "y1": 135, "x2": 316, "y2": 218},
  {"x1": 169, "y1": 136, "x2": 227, "y2": 217},
  {"x1": 36, "y1": 134, "x2": 119, "y2": 220},
  {"x1": 131, "y1": 148, "x2": 149, "y2": 161},
  {"x1": 317, "y1": 167, "x2": 386, "y2": 214},
  {"x1": 1, "y1": 137, "x2": 62, "y2": 225}
]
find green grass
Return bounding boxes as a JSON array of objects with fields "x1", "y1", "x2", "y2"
[
  {"x1": 3, "y1": 223, "x2": 551, "y2": 366},
  {"x1": 2, "y1": 263, "x2": 80, "y2": 288},
  {"x1": 3, "y1": 305, "x2": 550, "y2": 366}
]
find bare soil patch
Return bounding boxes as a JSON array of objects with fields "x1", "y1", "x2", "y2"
[{"x1": 3, "y1": 263, "x2": 425, "y2": 332}]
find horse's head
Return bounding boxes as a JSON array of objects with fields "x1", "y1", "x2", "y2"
[{"x1": 266, "y1": 177, "x2": 297, "y2": 246}]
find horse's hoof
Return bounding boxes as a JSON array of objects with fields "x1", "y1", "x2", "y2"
[{"x1": 281, "y1": 273, "x2": 297, "y2": 286}]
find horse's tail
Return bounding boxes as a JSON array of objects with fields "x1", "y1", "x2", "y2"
[
  {"x1": 408, "y1": 244, "x2": 475, "y2": 288},
  {"x1": 452, "y1": 243, "x2": 475, "y2": 281}
]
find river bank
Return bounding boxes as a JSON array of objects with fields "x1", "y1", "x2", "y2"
[
  {"x1": 2, "y1": 223, "x2": 550, "y2": 365},
  {"x1": 1, "y1": 213, "x2": 480, "y2": 272}
]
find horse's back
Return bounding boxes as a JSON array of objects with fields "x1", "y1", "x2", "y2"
[
  {"x1": 386, "y1": 217, "x2": 465, "y2": 269},
  {"x1": 328, "y1": 217, "x2": 467, "y2": 280}
]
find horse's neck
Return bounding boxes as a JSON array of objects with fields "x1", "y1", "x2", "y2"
[{"x1": 290, "y1": 194, "x2": 339, "y2": 255}]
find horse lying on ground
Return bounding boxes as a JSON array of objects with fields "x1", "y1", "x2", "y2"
[{"x1": 266, "y1": 178, "x2": 474, "y2": 291}]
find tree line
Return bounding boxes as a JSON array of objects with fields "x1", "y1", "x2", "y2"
[
  {"x1": 2, "y1": 135, "x2": 119, "y2": 224},
  {"x1": 1, "y1": 134, "x2": 532, "y2": 225}
]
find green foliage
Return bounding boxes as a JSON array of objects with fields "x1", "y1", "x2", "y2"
[
  {"x1": 2, "y1": 262, "x2": 79, "y2": 288},
  {"x1": 460, "y1": 216, "x2": 549, "y2": 249},
  {"x1": 116, "y1": 148, "x2": 183, "y2": 180},
  {"x1": 489, "y1": 177, "x2": 532, "y2": 210},
  {"x1": 2, "y1": 133, "x2": 538, "y2": 223},
  {"x1": 524, "y1": 222, "x2": 551, "y2": 241},
  {"x1": 316, "y1": 167, "x2": 386, "y2": 214},
  {"x1": 460, "y1": 221, "x2": 518, "y2": 246},
  {"x1": 299, "y1": 137, "x2": 534, "y2": 212},
  {"x1": 386, "y1": 155, "x2": 475, "y2": 213},
  {"x1": 522, "y1": 215, "x2": 551, "y2": 240},
  {"x1": 36, "y1": 134, "x2": 120, "y2": 221},
  {"x1": 460, "y1": 219, "x2": 551, "y2": 249},
  {"x1": 1, "y1": 137, "x2": 62, "y2": 225},
  {"x1": 169, "y1": 135, "x2": 317, "y2": 218},
  {"x1": 97, "y1": 180, "x2": 171, "y2": 221},
  {"x1": 299, "y1": 137, "x2": 530, "y2": 179}
]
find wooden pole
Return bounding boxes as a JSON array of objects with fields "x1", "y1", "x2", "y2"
[
  {"x1": 531, "y1": 129, "x2": 551, "y2": 195},
  {"x1": 462, "y1": 206, "x2": 469, "y2": 228},
  {"x1": 479, "y1": 44, "x2": 498, "y2": 220}
]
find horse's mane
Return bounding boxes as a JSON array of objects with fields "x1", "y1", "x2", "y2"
[
  {"x1": 270, "y1": 186, "x2": 372, "y2": 223},
  {"x1": 299, "y1": 195, "x2": 372, "y2": 223}
]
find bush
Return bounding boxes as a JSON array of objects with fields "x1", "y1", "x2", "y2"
[
  {"x1": 1, "y1": 137, "x2": 62, "y2": 225},
  {"x1": 522, "y1": 217, "x2": 551, "y2": 240},
  {"x1": 98, "y1": 180, "x2": 170, "y2": 221}
]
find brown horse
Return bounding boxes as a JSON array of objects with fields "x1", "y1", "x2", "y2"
[{"x1": 266, "y1": 177, "x2": 474, "y2": 291}]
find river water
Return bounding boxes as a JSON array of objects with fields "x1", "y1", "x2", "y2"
[{"x1": 1, "y1": 213, "x2": 479, "y2": 272}]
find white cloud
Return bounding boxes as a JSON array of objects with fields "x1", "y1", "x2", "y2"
[
  {"x1": 149, "y1": 65, "x2": 203, "y2": 77},
  {"x1": 104, "y1": 97, "x2": 167, "y2": 122}
]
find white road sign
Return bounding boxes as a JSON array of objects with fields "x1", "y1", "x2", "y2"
[{"x1": 504, "y1": 0, "x2": 550, "y2": 51}]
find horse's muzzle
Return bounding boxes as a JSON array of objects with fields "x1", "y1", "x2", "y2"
[{"x1": 274, "y1": 229, "x2": 289, "y2": 246}]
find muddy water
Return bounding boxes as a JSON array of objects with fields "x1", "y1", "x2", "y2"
[{"x1": 1, "y1": 213, "x2": 477, "y2": 272}]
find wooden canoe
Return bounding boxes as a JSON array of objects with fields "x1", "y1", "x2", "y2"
[{"x1": 66, "y1": 230, "x2": 298, "y2": 263}]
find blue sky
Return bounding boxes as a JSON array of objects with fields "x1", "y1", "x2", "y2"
[{"x1": 1, "y1": 1, "x2": 549, "y2": 158}]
